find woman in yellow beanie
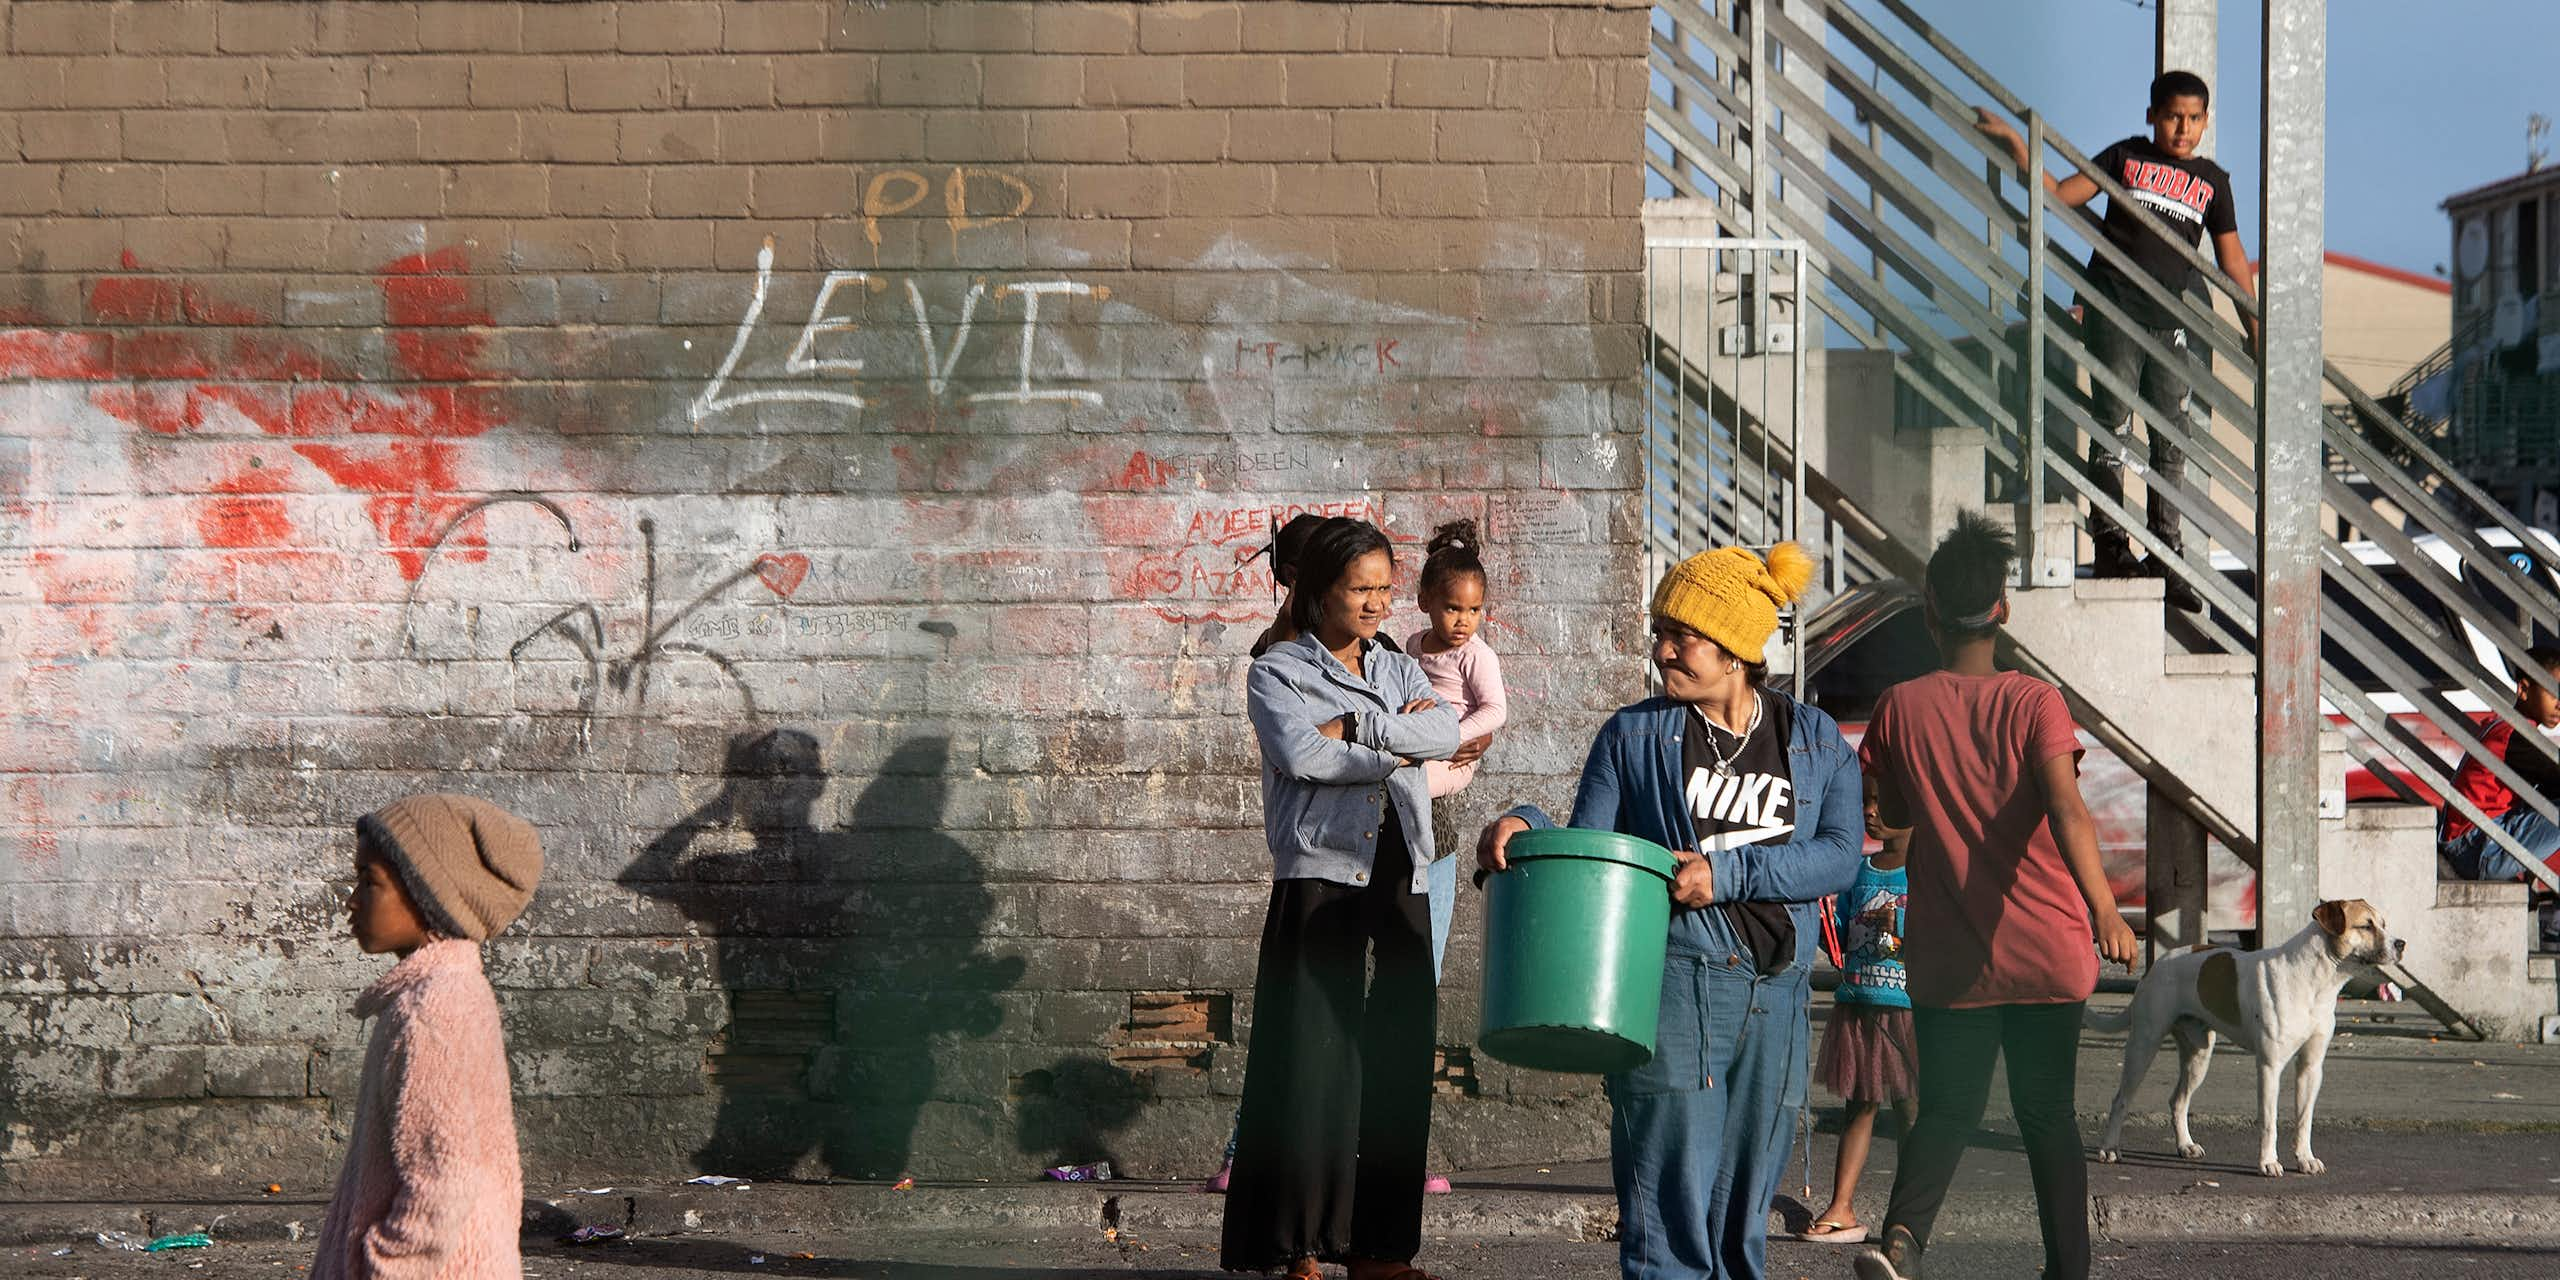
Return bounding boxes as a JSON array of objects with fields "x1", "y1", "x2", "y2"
[{"x1": 1477, "y1": 543, "x2": 1863, "y2": 1280}]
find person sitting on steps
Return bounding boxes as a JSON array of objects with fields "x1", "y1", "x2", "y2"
[{"x1": 2437, "y1": 646, "x2": 2560, "y2": 951}]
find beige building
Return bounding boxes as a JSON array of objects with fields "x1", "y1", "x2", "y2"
[{"x1": 2318, "y1": 250, "x2": 2454, "y2": 399}]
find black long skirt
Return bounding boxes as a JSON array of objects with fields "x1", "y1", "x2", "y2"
[{"x1": 1219, "y1": 816, "x2": 1438, "y2": 1271}]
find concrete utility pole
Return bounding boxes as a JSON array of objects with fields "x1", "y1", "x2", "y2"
[
  {"x1": 2155, "y1": 0, "x2": 2218, "y2": 155},
  {"x1": 2257, "y1": 0, "x2": 2327, "y2": 938}
]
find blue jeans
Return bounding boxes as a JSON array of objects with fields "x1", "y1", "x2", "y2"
[
  {"x1": 2443, "y1": 807, "x2": 2560, "y2": 882},
  {"x1": 1608, "y1": 951, "x2": 1810, "y2": 1280},
  {"x1": 1427, "y1": 855, "x2": 1457, "y2": 983}
]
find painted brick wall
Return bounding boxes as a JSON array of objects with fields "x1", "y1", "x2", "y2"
[{"x1": 0, "y1": 0, "x2": 1649, "y2": 1189}]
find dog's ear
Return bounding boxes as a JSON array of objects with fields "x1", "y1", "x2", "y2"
[{"x1": 2312, "y1": 900, "x2": 2349, "y2": 936}]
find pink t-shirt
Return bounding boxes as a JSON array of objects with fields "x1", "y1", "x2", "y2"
[{"x1": 1857, "y1": 670, "x2": 2094, "y2": 1009}]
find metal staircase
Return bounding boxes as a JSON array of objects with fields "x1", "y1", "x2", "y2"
[{"x1": 1640, "y1": 0, "x2": 2560, "y2": 1036}]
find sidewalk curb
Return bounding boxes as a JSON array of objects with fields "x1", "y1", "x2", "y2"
[{"x1": 8, "y1": 1183, "x2": 2560, "y2": 1249}]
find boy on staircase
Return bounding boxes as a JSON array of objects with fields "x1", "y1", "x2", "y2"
[{"x1": 1976, "y1": 70, "x2": 2258, "y2": 614}]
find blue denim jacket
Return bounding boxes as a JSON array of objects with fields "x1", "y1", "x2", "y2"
[
  {"x1": 1247, "y1": 634, "x2": 1461, "y2": 893},
  {"x1": 1508, "y1": 690, "x2": 1862, "y2": 970}
]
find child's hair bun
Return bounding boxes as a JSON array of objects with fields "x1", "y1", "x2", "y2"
[
  {"x1": 1426, "y1": 518, "x2": 1480, "y2": 557},
  {"x1": 1420, "y1": 518, "x2": 1487, "y2": 596}
]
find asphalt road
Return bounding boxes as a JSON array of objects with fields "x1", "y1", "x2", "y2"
[{"x1": 19, "y1": 1231, "x2": 2560, "y2": 1280}]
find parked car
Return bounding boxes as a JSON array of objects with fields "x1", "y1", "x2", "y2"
[{"x1": 2200, "y1": 526, "x2": 2560, "y2": 805}]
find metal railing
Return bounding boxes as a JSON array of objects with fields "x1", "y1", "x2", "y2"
[
  {"x1": 2378, "y1": 310, "x2": 2479, "y2": 436},
  {"x1": 1643, "y1": 238, "x2": 1823, "y2": 684},
  {"x1": 1645, "y1": 0, "x2": 2560, "y2": 897}
]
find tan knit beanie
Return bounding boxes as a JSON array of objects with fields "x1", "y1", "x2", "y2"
[{"x1": 356, "y1": 794, "x2": 542, "y2": 941}]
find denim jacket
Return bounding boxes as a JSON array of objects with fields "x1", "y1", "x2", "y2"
[
  {"x1": 1507, "y1": 690, "x2": 1862, "y2": 970},
  {"x1": 1247, "y1": 634, "x2": 1461, "y2": 892}
]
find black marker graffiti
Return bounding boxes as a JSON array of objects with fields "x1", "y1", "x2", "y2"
[{"x1": 399, "y1": 494, "x2": 815, "y2": 725}]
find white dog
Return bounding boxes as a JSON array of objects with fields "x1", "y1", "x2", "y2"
[{"x1": 2086, "y1": 898, "x2": 2405, "y2": 1177}]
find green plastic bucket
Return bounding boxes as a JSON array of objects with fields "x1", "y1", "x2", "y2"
[{"x1": 1477, "y1": 828, "x2": 1681, "y2": 1074}]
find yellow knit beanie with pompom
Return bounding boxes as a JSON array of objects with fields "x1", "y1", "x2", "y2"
[{"x1": 1649, "y1": 542, "x2": 1815, "y2": 664}]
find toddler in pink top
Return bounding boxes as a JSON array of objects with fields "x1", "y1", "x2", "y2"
[
  {"x1": 1403, "y1": 519, "x2": 1507, "y2": 803},
  {"x1": 1403, "y1": 520, "x2": 1507, "y2": 990}
]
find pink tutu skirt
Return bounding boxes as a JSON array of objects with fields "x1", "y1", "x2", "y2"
[{"x1": 1816, "y1": 1003, "x2": 1917, "y2": 1103}]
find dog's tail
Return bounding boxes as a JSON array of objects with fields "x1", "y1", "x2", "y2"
[{"x1": 2082, "y1": 1004, "x2": 2133, "y2": 1032}]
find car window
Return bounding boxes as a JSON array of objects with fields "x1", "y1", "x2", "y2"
[
  {"x1": 1805, "y1": 606, "x2": 1939, "y2": 721},
  {"x1": 2450, "y1": 547, "x2": 2560, "y2": 681}
]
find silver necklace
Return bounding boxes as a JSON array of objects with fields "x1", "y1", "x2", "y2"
[{"x1": 1695, "y1": 694, "x2": 1763, "y2": 778}]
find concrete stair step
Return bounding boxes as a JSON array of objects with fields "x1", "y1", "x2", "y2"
[
  {"x1": 2006, "y1": 574, "x2": 2546, "y2": 1038},
  {"x1": 2343, "y1": 803, "x2": 2438, "y2": 831},
  {"x1": 2438, "y1": 878, "x2": 2531, "y2": 908},
  {"x1": 1977, "y1": 501, "x2": 2079, "y2": 528},
  {"x1": 2005, "y1": 583, "x2": 2255, "y2": 828},
  {"x1": 2068, "y1": 577, "x2": 2167, "y2": 602},
  {"x1": 2165, "y1": 651, "x2": 2254, "y2": 678}
]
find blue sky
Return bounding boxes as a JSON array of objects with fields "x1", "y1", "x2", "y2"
[{"x1": 1918, "y1": 0, "x2": 2560, "y2": 275}]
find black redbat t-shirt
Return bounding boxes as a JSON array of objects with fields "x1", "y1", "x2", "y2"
[{"x1": 2083, "y1": 134, "x2": 2238, "y2": 329}]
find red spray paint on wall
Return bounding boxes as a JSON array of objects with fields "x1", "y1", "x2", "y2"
[{"x1": 0, "y1": 249, "x2": 509, "y2": 580}]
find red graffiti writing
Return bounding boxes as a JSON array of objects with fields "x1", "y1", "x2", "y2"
[
  {"x1": 1111, "y1": 498, "x2": 1391, "y2": 625},
  {"x1": 0, "y1": 250, "x2": 508, "y2": 580},
  {"x1": 1117, "y1": 450, "x2": 1181, "y2": 491},
  {"x1": 6, "y1": 777, "x2": 58, "y2": 865}
]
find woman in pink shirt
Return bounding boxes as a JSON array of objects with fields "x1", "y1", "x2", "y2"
[{"x1": 1852, "y1": 513, "x2": 2137, "y2": 1280}]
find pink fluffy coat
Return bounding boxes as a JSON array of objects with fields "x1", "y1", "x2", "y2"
[{"x1": 313, "y1": 939, "x2": 523, "y2": 1279}]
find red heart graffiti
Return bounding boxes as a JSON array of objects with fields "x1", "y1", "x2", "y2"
[{"x1": 753, "y1": 553, "x2": 810, "y2": 599}]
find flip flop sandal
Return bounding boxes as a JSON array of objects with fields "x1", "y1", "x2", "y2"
[
  {"x1": 1286, "y1": 1258, "x2": 1324, "y2": 1280},
  {"x1": 1800, "y1": 1220, "x2": 1869, "y2": 1244}
]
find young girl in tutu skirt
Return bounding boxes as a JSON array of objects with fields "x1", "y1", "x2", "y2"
[{"x1": 1800, "y1": 778, "x2": 1916, "y2": 1244}]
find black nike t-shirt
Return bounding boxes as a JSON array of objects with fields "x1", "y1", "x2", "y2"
[
  {"x1": 1681, "y1": 695, "x2": 1797, "y2": 973},
  {"x1": 2082, "y1": 135, "x2": 2238, "y2": 329}
]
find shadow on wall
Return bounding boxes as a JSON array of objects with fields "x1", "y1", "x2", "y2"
[
  {"x1": 1012, "y1": 1056, "x2": 1147, "y2": 1171},
  {"x1": 620, "y1": 730, "x2": 1023, "y2": 1180}
]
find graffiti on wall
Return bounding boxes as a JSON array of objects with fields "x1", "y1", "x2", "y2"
[
  {"x1": 400, "y1": 495, "x2": 815, "y2": 725},
  {"x1": 0, "y1": 251, "x2": 511, "y2": 584},
  {"x1": 1223, "y1": 336, "x2": 1408, "y2": 380},
  {"x1": 1111, "y1": 497, "x2": 1395, "y2": 625},
  {"x1": 691, "y1": 243, "x2": 1108, "y2": 424},
  {"x1": 858, "y1": 165, "x2": 1036, "y2": 258}
]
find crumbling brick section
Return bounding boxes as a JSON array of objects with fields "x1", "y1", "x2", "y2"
[
  {"x1": 1108, "y1": 991, "x2": 1232, "y2": 1073},
  {"x1": 1432, "y1": 1045, "x2": 1480, "y2": 1097},
  {"x1": 0, "y1": 0, "x2": 1646, "y2": 1189}
]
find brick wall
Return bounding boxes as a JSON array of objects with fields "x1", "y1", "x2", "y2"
[{"x1": 0, "y1": 0, "x2": 1649, "y2": 1189}]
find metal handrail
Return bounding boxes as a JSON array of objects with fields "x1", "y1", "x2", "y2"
[
  {"x1": 1722, "y1": 83, "x2": 2268, "y2": 608},
  {"x1": 2322, "y1": 368, "x2": 2560, "y2": 634},
  {"x1": 2382, "y1": 309, "x2": 2483, "y2": 412},
  {"x1": 1865, "y1": 0, "x2": 2265, "y2": 338},
  {"x1": 1807, "y1": 0, "x2": 2560, "y2": 700},
  {"x1": 1811, "y1": 0, "x2": 2260, "y2": 372}
]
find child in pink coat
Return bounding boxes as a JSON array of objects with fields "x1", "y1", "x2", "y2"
[{"x1": 314, "y1": 793, "x2": 543, "y2": 1280}]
